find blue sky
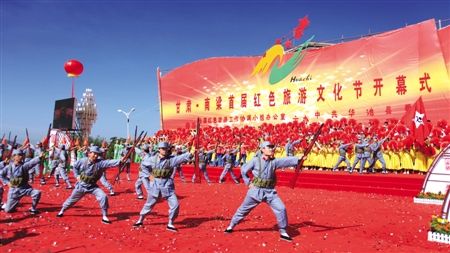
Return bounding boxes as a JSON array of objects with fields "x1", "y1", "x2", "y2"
[{"x1": 1, "y1": 0, "x2": 449, "y2": 144}]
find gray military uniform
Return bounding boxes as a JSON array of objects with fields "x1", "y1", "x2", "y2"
[
  {"x1": 137, "y1": 152, "x2": 192, "y2": 223},
  {"x1": 59, "y1": 156, "x2": 120, "y2": 217},
  {"x1": 229, "y1": 155, "x2": 299, "y2": 234},
  {"x1": 0, "y1": 157, "x2": 42, "y2": 212}
]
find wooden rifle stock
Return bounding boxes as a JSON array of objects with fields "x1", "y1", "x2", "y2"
[
  {"x1": 288, "y1": 123, "x2": 324, "y2": 189},
  {"x1": 113, "y1": 130, "x2": 144, "y2": 184}
]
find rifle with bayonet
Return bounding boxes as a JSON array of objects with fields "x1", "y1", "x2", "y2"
[
  {"x1": 113, "y1": 130, "x2": 144, "y2": 185},
  {"x1": 288, "y1": 123, "x2": 324, "y2": 189}
]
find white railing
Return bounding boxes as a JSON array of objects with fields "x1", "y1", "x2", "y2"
[
  {"x1": 413, "y1": 197, "x2": 444, "y2": 205},
  {"x1": 428, "y1": 231, "x2": 450, "y2": 244}
]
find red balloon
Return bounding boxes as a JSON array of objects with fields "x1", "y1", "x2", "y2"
[{"x1": 64, "y1": 59, "x2": 84, "y2": 77}]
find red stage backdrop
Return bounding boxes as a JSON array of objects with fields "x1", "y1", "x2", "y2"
[{"x1": 158, "y1": 19, "x2": 450, "y2": 130}]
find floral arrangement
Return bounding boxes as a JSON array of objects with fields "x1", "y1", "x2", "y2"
[
  {"x1": 430, "y1": 215, "x2": 450, "y2": 235},
  {"x1": 416, "y1": 191, "x2": 446, "y2": 200}
]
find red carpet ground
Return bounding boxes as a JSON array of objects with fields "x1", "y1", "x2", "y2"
[{"x1": 1, "y1": 164, "x2": 448, "y2": 252}]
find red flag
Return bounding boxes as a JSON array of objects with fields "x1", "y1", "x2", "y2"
[{"x1": 400, "y1": 96, "x2": 430, "y2": 145}]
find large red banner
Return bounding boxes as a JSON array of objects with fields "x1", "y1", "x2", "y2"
[{"x1": 159, "y1": 19, "x2": 450, "y2": 130}]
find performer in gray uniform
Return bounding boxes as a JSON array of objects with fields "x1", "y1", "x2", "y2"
[
  {"x1": 0, "y1": 149, "x2": 45, "y2": 213},
  {"x1": 98, "y1": 148, "x2": 115, "y2": 196},
  {"x1": 53, "y1": 145, "x2": 72, "y2": 189},
  {"x1": 171, "y1": 147, "x2": 188, "y2": 183},
  {"x1": 47, "y1": 145, "x2": 59, "y2": 178},
  {"x1": 350, "y1": 138, "x2": 368, "y2": 174},
  {"x1": 134, "y1": 144, "x2": 153, "y2": 200},
  {"x1": 56, "y1": 146, "x2": 124, "y2": 224},
  {"x1": 219, "y1": 147, "x2": 240, "y2": 184},
  {"x1": 285, "y1": 138, "x2": 301, "y2": 157},
  {"x1": 27, "y1": 142, "x2": 46, "y2": 185},
  {"x1": 283, "y1": 138, "x2": 301, "y2": 171},
  {"x1": 133, "y1": 142, "x2": 194, "y2": 232},
  {"x1": 362, "y1": 137, "x2": 373, "y2": 173},
  {"x1": 119, "y1": 143, "x2": 131, "y2": 181},
  {"x1": 368, "y1": 135, "x2": 388, "y2": 174},
  {"x1": 332, "y1": 141, "x2": 352, "y2": 172},
  {"x1": 192, "y1": 148, "x2": 213, "y2": 184},
  {"x1": 224, "y1": 141, "x2": 303, "y2": 242}
]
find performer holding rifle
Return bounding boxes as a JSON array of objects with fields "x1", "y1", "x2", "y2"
[
  {"x1": 0, "y1": 149, "x2": 46, "y2": 213},
  {"x1": 288, "y1": 124, "x2": 324, "y2": 188},
  {"x1": 56, "y1": 146, "x2": 127, "y2": 224},
  {"x1": 118, "y1": 143, "x2": 132, "y2": 181},
  {"x1": 134, "y1": 142, "x2": 154, "y2": 200},
  {"x1": 332, "y1": 140, "x2": 352, "y2": 172},
  {"x1": 283, "y1": 137, "x2": 302, "y2": 172},
  {"x1": 218, "y1": 146, "x2": 240, "y2": 184},
  {"x1": 52, "y1": 144, "x2": 73, "y2": 189},
  {"x1": 133, "y1": 141, "x2": 195, "y2": 232},
  {"x1": 171, "y1": 145, "x2": 189, "y2": 183},
  {"x1": 223, "y1": 141, "x2": 306, "y2": 242},
  {"x1": 38, "y1": 124, "x2": 52, "y2": 185},
  {"x1": 349, "y1": 138, "x2": 369, "y2": 174},
  {"x1": 368, "y1": 135, "x2": 389, "y2": 174},
  {"x1": 366, "y1": 121, "x2": 399, "y2": 174},
  {"x1": 192, "y1": 147, "x2": 214, "y2": 184},
  {"x1": 97, "y1": 142, "x2": 116, "y2": 196},
  {"x1": 28, "y1": 141, "x2": 45, "y2": 184}
]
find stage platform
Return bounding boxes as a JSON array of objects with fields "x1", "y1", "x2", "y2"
[{"x1": 129, "y1": 163, "x2": 424, "y2": 197}]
